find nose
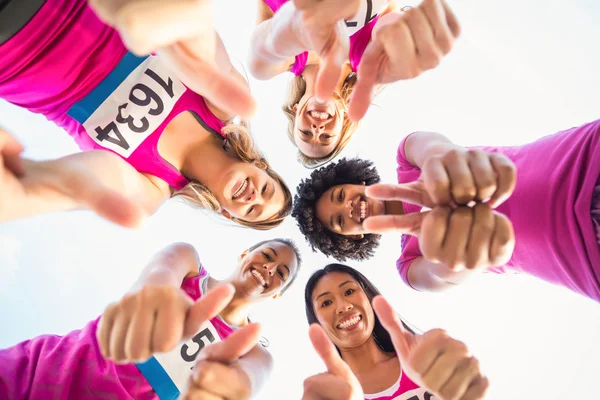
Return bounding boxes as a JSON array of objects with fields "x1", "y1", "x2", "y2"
[
  {"x1": 336, "y1": 300, "x2": 353, "y2": 314},
  {"x1": 245, "y1": 188, "x2": 256, "y2": 203},
  {"x1": 262, "y1": 263, "x2": 275, "y2": 276}
]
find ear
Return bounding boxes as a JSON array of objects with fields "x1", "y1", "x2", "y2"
[
  {"x1": 238, "y1": 249, "x2": 249, "y2": 262},
  {"x1": 361, "y1": 181, "x2": 366, "y2": 185},
  {"x1": 272, "y1": 292, "x2": 282, "y2": 299},
  {"x1": 220, "y1": 209, "x2": 232, "y2": 220},
  {"x1": 350, "y1": 234, "x2": 364, "y2": 240},
  {"x1": 292, "y1": 103, "x2": 298, "y2": 113}
]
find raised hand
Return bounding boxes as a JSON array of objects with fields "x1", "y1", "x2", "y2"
[
  {"x1": 373, "y1": 296, "x2": 489, "y2": 400},
  {"x1": 349, "y1": 0, "x2": 461, "y2": 120},
  {"x1": 302, "y1": 324, "x2": 364, "y2": 400},
  {"x1": 97, "y1": 283, "x2": 235, "y2": 363},
  {"x1": 180, "y1": 323, "x2": 262, "y2": 400},
  {"x1": 364, "y1": 185, "x2": 515, "y2": 271},
  {"x1": 292, "y1": 0, "x2": 360, "y2": 101},
  {"x1": 89, "y1": 0, "x2": 255, "y2": 119},
  {"x1": 0, "y1": 130, "x2": 144, "y2": 228}
]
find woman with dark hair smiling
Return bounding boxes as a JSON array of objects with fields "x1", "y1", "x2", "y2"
[{"x1": 302, "y1": 263, "x2": 488, "y2": 400}]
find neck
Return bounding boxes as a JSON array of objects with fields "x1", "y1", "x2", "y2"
[
  {"x1": 208, "y1": 277, "x2": 252, "y2": 327},
  {"x1": 340, "y1": 335, "x2": 394, "y2": 375},
  {"x1": 384, "y1": 200, "x2": 405, "y2": 216}
]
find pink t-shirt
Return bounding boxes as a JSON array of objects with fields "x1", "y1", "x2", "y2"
[
  {"x1": 396, "y1": 120, "x2": 600, "y2": 301},
  {"x1": 364, "y1": 370, "x2": 436, "y2": 400},
  {"x1": 263, "y1": 0, "x2": 388, "y2": 74},
  {"x1": 0, "y1": 0, "x2": 224, "y2": 190},
  {"x1": 0, "y1": 267, "x2": 235, "y2": 400}
]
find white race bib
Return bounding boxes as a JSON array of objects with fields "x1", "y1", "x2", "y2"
[{"x1": 344, "y1": 0, "x2": 389, "y2": 36}]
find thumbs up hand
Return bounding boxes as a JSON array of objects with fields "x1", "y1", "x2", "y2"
[
  {"x1": 372, "y1": 295, "x2": 489, "y2": 400},
  {"x1": 302, "y1": 324, "x2": 364, "y2": 400}
]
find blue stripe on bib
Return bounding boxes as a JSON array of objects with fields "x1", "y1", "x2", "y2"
[
  {"x1": 67, "y1": 52, "x2": 148, "y2": 124},
  {"x1": 136, "y1": 356, "x2": 180, "y2": 400}
]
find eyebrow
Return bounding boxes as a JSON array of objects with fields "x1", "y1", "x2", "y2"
[{"x1": 314, "y1": 280, "x2": 355, "y2": 301}]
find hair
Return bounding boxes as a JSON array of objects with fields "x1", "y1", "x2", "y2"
[
  {"x1": 248, "y1": 238, "x2": 302, "y2": 294},
  {"x1": 173, "y1": 123, "x2": 292, "y2": 230},
  {"x1": 292, "y1": 157, "x2": 382, "y2": 261},
  {"x1": 282, "y1": 72, "x2": 359, "y2": 169},
  {"x1": 304, "y1": 263, "x2": 415, "y2": 355}
]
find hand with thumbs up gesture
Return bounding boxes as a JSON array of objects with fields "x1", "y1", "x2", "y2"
[
  {"x1": 89, "y1": 0, "x2": 255, "y2": 119},
  {"x1": 181, "y1": 323, "x2": 268, "y2": 400},
  {"x1": 372, "y1": 295, "x2": 489, "y2": 400},
  {"x1": 302, "y1": 324, "x2": 364, "y2": 400},
  {"x1": 97, "y1": 283, "x2": 235, "y2": 364}
]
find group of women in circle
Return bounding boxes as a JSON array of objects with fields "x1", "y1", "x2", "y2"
[{"x1": 0, "y1": 0, "x2": 598, "y2": 399}]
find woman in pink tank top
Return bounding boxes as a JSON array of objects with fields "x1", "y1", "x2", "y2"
[
  {"x1": 0, "y1": 0, "x2": 291, "y2": 231},
  {"x1": 250, "y1": 0, "x2": 461, "y2": 168},
  {"x1": 0, "y1": 238, "x2": 301, "y2": 400},
  {"x1": 302, "y1": 264, "x2": 488, "y2": 400}
]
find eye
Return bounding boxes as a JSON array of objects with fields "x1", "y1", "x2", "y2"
[
  {"x1": 246, "y1": 206, "x2": 255, "y2": 216},
  {"x1": 338, "y1": 215, "x2": 343, "y2": 229},
  {"x1": 321, "y1": 299, "x2": 332, "y2": 308},
  {"x1": 338, "y1": 189, "x2": 344, "y2": 202},
  {"x1": 322, "y1": 134, "x2": 332, "y2": 139},
  {"x1": 261, "y1": 184, "x2": 267, "y2": 194},
  {"x1": 277, "y1": 268, "x2": 285, "y2": 280},
  {"x1": 344, "y1": 288, "x2": 355, "y2": 296},
  {"x1": 301, "y1": 130, "x2": 311, "y2": 137},
  {"x1": 262, "y1": 251, "x2": 272, "y2": 261}
]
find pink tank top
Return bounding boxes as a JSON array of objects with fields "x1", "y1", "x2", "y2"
[
  {"x1": 364, "y1": 370, "x2": 436, "y2": 400},
  {"x1": 263, "y1": 0, "x2": 389, "y2": 74},
  {"x1": 0, "y1": 0, "x2": 224, "y2": 190},
  {"x1": 0, "y1": 267, "x2": 236, "y2": 400}
]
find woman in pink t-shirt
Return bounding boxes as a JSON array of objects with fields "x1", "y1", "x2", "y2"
[
  {"x1": 292, "y1": 120, "x2": 600, "y2": 302},
  {"x1": 0, "y1": 238, "x2": 301, "y2": 400},
  {"x1": 302, "y1": 263, "x2": 488, "y2": 400},
  {"x1": 249, "y1": 0, "x2": 461, "y2": 168},
  {"x1": 0, "y1": 0, "x2": 291, "y2": 231}
]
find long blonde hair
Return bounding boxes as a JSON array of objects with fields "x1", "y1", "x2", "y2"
[
  {"x1": 173, "y1": 123, "x2": 292, "y2": 230},
  {"x1": 282, "y1": 72, "x2": 359, "y2": 169}
]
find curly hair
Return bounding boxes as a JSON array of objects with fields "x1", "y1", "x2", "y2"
[{"x1": 292, "y1": 158, "x2": 382, "y2": 261}]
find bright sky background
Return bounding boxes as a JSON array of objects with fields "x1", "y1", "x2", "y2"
[{"x1": 1, "y1": 1, "x2": 600, "y2": 399}]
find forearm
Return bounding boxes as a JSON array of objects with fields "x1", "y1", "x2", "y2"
[
  {"x1": 407, "y1": 257, "x2": 474, "y2": 292},
  {"x1": 404, "y1": 131, "x2": 463, "y2": 169},
  {"x1": 237, "y1": 344, "x2": 273, "y2": 398}
]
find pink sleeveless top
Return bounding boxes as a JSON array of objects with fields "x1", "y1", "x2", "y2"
[
  {"x1": 0, "y1": 0, "x2": 224, "y2": 190},
  {"x1": 364, "y1": 370, "x2": 435, "y2": 400},
  {"x1": 0, "y1": 266, "x2": 236, "y2": 400},
  {"x1": 263, "y1": 0, "x2": 389, "y2": 74}
]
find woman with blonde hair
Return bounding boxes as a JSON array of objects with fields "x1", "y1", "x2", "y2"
[
  {"x1": 250, "y1": 0, "x2": 461, "y2": 168},
  {"x1": 0, "y1": 0, "x2": 291, "y2": 230}
]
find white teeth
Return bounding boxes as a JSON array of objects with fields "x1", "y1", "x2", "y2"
[
  {"x1": 251, "y1": 269, "x2": 266, "y2": 287},
  {"x1": 309, "y1": 110, "x2": 331, "y2": 120},
  {"x1": 233, "y1": 179, "x2": 248, "y2": 199},
  {"x1": 337, "y1": 315, "x2": 362, "y2": 329},
  {"x1": 360, "y1": 201, "x2": 366, "y2": 221}
]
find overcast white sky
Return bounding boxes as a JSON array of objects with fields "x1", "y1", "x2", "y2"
[{"x1": 1, "y1": 1, "x2": 600, "y2": 399}]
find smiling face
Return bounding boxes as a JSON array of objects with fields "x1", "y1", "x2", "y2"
[
  {"x1": 214, "y1": 162, "x2": 287, "y2": 223},
  {"x1": 315, "y1": 184, "x2": 386, "y2": 236},
  {"x1": 232, "y1": 241, "x2": 299, "y2": 300},
  {"x1": 292, "y1": 96, "x2": 345, "y2": 159},
  {"x1": 311, "y1": 271, "x2": 375, "y2": 350}
]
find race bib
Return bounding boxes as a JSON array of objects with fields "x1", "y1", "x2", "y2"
[
  {"x1": 68, "y1": 53, "x2": 186, "y2": 158},
  {"x1": 344, "y1": 0, "x2": 389, "y2": 36},
  {"x1": 136, "y1": 321, "x2": 221, "y2": 400}
]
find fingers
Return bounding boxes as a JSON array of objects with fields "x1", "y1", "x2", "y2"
[
  {"x1": 348, "y1": 39, "x2": 383, "y2": 121},
  {"x1": 363, "y1": 212, "x2": 426, "y2": 236},
  {"x1": 308, "y1": 324, "x2": 353, "y2": 379},
  {"x1": 183, "y1": 284, "x2": 236, "y2": 340},
  {"x1": 463, "y1": 375, "x2": 490, "y2": 400},
  {"x1": 302, "y1": 373, "x2": 354, "y2": 400},
  {"x1": 407, "y1": 328, "x2": 450, "y2": 380},
  {"x1": 403, "y1": 8, "x2": 443, "y2": 72},
  {"x1": 465, "y1": 203, "x2": 495, "y2": 270},
  {"x1": 441, "y1": 0, "x2": 461, "y2": 38},
  {"x1": 97, "y1": 303, "x2": 117, "y2": 359},
  {"x1": 185, "y1": 359, "x2": 252, "y2": 400},
  {"x1": 123, "y1": 301, "x2": 154, "y2": 362},
  {"x1": 151, "y1": 291, "x2": 184, "y2": 353},
  {"x1": 0, "y1": 129, "x2": 25, "y2": 176},
  {"x1": 438, "y1": 356, "x2": 484, "y2": 400},
  {"x1": 439, "y1": 207, "x2": 472, "y2": 271},
  {"x1": 487, "y1": 153, "x2": 517, "y2": 208},
  {"x1": 366, "y1": 182, "x2": 434, "y2": 208},
  {"x1": 198, "y1": 323, "x2": 261, "y2": 363},
  {"x1": 371, "y1": 296, "x2": 413, "y2": 362},
  {"x1": 420, "y1": 339, "x2": 470, "y2": 394},
  {"x1": 109, "y1": 309, "x2": 133, "y2": 363},
  {"x1": 422, "y1": 155, "x2": 453, "y2": 205},
  {"x1": 420, "y1": 0, "x2": 459, "y2": 53},
  {"x1": 489, "y1": 213, "x2": 515, "y2": 266},
  {"x1": 419, "y1": 206, "x2": 450, "y2": 264}
]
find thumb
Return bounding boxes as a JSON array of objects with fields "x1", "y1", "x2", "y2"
[
  {"x1": 309, "y1": 324, "x2": 354, "y2": 380},
  {"x1": 183, "y1": 283, "x2": 236, "y2": 339},
  {"x1": 198, "y1": 323, "x2": 262, "y2": 363},
  {"x1": 371, "y1": 296, "x2": 413, "y2": 363}
]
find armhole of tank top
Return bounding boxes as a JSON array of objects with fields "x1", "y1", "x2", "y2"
[{"x1": 189, "y1": 110, "x2": 226, "y2": 141}]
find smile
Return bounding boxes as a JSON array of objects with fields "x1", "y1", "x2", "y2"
[
  {"x1": 337, "y1": 314, "x2": 362, "y2": 330},
  {"x1": 232, "y1": 178, "x2": 249, "y2": 200},
  {"x1": 308, "y1": 110, "x2": 332, "y2": 121},
  {"x1": 250, "y1": 268, "x2": 268, "y2": 289},
  {"x1": 353, "y1": 195, "x2": 368, "y2": 223}
]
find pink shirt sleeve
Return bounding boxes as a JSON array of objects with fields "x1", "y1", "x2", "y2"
[{"x1": 395, "y1": 134, "x2": 425, "y2": 290}]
